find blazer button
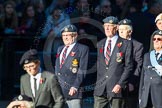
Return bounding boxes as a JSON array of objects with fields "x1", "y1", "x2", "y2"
[
  {"x1": 150, "y1": 77, "x2": 152, "y2": 79},
  {"x1": 106, "y1": 67, "x2": 108, "y2": 70},
  {"x1": 58, "y1": 73, "x2": 61, "y2": 75},
  {"x1": 106, "y1": 76, "x2": 108, "y2": 78}
]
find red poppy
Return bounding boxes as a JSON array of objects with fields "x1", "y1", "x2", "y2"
[
  {"x1": 119, "y1": 52, "x2": 123, "y2": 57},
  {"x1": 117, "y1": 42, "x2": 122, "y2": 48},
  {"x1": 70, "y1": 52, "x2": 76, "y2": 56},
  {"x1": 56, "y1": 54, "x2": 60, "y2": 58},
  {"x1": 100, "y1": 48, "x2": 103, "y2": 53},
  {"x1": 40, "y1": 78, "x2": 44, "y2": 84}
]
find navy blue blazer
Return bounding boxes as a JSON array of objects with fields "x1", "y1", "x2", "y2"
[
  {"x1": 139, "y1": 52, "x2": 162, "y2": 108},
  {"x1": 128, "y1": 39, "x2": 143, "y2": 96},
  {"x1": 94, "y1": 36, "x2": 133, "y2": 98},
  {"x1": 55, "y1": 43, "x2": 89, "y2": 99}
]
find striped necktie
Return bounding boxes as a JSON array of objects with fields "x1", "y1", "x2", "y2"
[
  {"x1": 105, "y1": 40, "x2": 111, "y2": 65},
  {"x1": 60, "y1": 46, "x2": 69, "y2": 68}
]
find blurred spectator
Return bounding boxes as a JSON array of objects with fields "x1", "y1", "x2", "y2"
[
  {"x1": 42, "y1": 6, "x2": 70, "y2": 37},
  {"x1": 150, "y1": 13, "x2": 162, "y2": 51},
  {"x1": 70, "y1": 0, "x2": 90, "y2": 18},
  {"x1": 17, "y1": 4, "x2": 38, "y2": 36},
  {"x1": 94, "y1": 0, "x2": 112, "y2": 22},
  {"x1": 7, "y1": 94, "x2": 34, "y2": 108},
  {"x1": 0, "y1": 2, "x2": 4, "y2": 17},
  {"x1": 0, "y1": 0, "x2": 18, "y2": 35},
  {"x1": 42, "y1": 6, "x2": 70, "y2": 54},
  {"x1": 111, "y1": 0, "x2": 131, "y2": 19},
  {"x1": 35, "y1": 0, "x2": 46, "y2": 33},
  {"x1": 127, "y1": 1, "x2": 154, "y2": 53},
  {"x1": 45, "y1": 0, "x2": 69, "y2": 16},
  {"x1": 76, "y1": 10, "x2": 103, "y2": 39},
  {"x1": 15, "y1": 0, "x2": 32, "y2": 17}
]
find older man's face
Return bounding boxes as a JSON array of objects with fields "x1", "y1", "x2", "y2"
[
  {"x1": 118, "y1": 25, "x2": 132, "y2": 39},
  {"x1": 103, "y1": 23, "x2": 118, "y2": 38},
  {"x1": 62, "y1": 32, "x2": 77, "y2": 46},
  {"x1": 153, "y1": 35, "x2": 162, "y2": 51},
  {"x1": 156, "y1": 20, "x2": 162, "y2": 30}
]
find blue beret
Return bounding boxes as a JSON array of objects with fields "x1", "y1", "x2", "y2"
[
  {"x1": 19, "y1": 49, "x2": 39, "y2": 65},
  {"x1": 13, "y1": 95, "x2": 33, "y2": 101},
  {"x1": 103, "y1": 16, "x2": 119, "y2": 24},
  {"x1": 119, "y1": 19, "x2": 132, "y2": 25},
  {"x1": 152, "y1": 30, "x2": 162, "y2": 36},
  {"x1": 61, "y1": 24, "x2": 77, "y2": 33}
]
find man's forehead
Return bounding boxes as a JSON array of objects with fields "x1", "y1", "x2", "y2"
[
  {"x1": 104, "y1": 23, "x2": 116, "y2": 26},
  {"x1": 119, "y1": 25, "x2": 129, "y2": 29},
  {"x1": 24, "y1": 62, "x2": 36, "y2": 66},
  {"x1": 154, "y1": 35, "x2": 162, "y2": 38},
  {"x1": 62, "y1": 32, "x2": 76, "y2": 34}
]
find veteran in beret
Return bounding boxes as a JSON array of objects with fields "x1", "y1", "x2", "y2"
[
  {"x1": 139, "y1": 30, "x2": 162, "y2": 108},
  {"x1": 118, "y1": 18, "x2": 144, "y2": 108},
  {"x1": 7, "y1": 95, "x2": 34, "y2": 108},
  {"x1": 55, "y1": 24, "x2": 89, "y2": 108},
  {"x1": 150, "y1": 13, "x2": 162, "y2": 51},
  {"x1": 93, "y1": 16, "x2": 133, "y2": 108},
  {"x1": 19, "y1": 49, "x2": 64, "y2": 108}
]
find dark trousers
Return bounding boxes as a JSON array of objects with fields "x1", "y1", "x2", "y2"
[
  {"x1": 94, "y1": 96, "x2": 126, "y2": 108},
  {"x1": 126, "y1": 96, "x2": 139, "y2": 108}
]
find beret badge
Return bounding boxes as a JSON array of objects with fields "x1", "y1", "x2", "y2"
[
  {"x1": 159, "y1": 31, "x2": 162, "y2": 35},
  {"x1": 18, "y1": 95, "x2": 23, "y2": 101},
  {"x1": 109, "y1": 20, "x2": 113, "y2": 23},
  {"x1": 24, "y1": 60, "x2": 29, "y2": 64},
  {"x1": 64, "y1": 27, "x2": 68, "y2": 32},
  {"x1": 123, "y1": 20, "x2": 127, "y2": 24}
]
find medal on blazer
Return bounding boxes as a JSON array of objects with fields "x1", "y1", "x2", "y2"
[
  {"x1": 70, "y1": 59, "x2": 79, "y2": 73},
  {"x1": 116, "y1": 52, "x2": 123, "y2": 62}
]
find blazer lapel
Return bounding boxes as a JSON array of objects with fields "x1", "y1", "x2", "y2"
[
  {"x1": 61, "y1": 43, "x2": 79, "y2": 68},
  {"x1": 35, "y1": 72, "x2": 46, "y2": 104},
  {"x1": 98, "y1": 39, "x2": 107, "y2": 66},
  {"x1": 109, "y1": 37, "x2": 122, "y2": 67}
]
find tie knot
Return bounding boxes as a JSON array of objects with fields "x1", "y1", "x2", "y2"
[{"x1": 108, "y1": 39, "x2": 111, "y2": 43}]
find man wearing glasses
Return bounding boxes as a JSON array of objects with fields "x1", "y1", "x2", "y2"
[
  {"x1": 19, "y1": 49, "x2": 64, "y2": 108},
  {"x1": 55, "y1": 24, "x2": 89, "y2": 108},
  {"x1": 139, "y1": 30, "x2": 162, "y2": 108}
]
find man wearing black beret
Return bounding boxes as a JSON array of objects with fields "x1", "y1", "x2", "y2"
[
  {"x1": 19, "y1": 49, "x2": 64, "y2": 108},
  {"x1": 94, "y1": 16, "x2": 133, "y2": 108},
  {"x1": 118, "y1": 18, "x2": 144, "y2": 108},
  {"x1": 7, "y1": 95, "x2": 34, "y2": 108},
  {"x1": 55, "y1": 24, "x2": 89, "y2": 108}
]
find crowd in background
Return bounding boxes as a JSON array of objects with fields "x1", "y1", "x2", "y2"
[{"x1": 0, "y1": 0, "x2": 162, "y2": 103}]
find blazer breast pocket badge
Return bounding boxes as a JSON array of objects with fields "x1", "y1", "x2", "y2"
[
  {"x1": 116, "y1": 52, "x2": 123, "y2": 63},
  {"x1": 70, "y1": 59, "x2": 79, "y2": 73}
]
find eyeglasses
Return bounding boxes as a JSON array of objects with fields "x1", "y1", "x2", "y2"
[
  {"x1": 23, "y1": 64, "x2": 36, "y2": 70},
  {"x1": 153, "y1": 38, "x2": 162, "y2": 41}
]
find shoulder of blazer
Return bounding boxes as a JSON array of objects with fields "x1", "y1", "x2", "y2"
[
  {"x1": 97, "y1": 38, "x2": 107, "y2": 48},
  {"x1": 20, "y1": 73, "x2": 30, "y2": 82},
  {"x1": 132, "y1": 38, "x2": 143, "y2": 47},
  {"x1": 21, "y1": 73, "x2": 29, "y2": 79},
  {"x1": 144, "y1": 52, "x2": 150, "y2": 59},
  {"x1": 76, "y1": 43, "x2": 89, "y2": 49},
  {"x1": 41, "y1": 71, "x2": 56, "y2": 79}
]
